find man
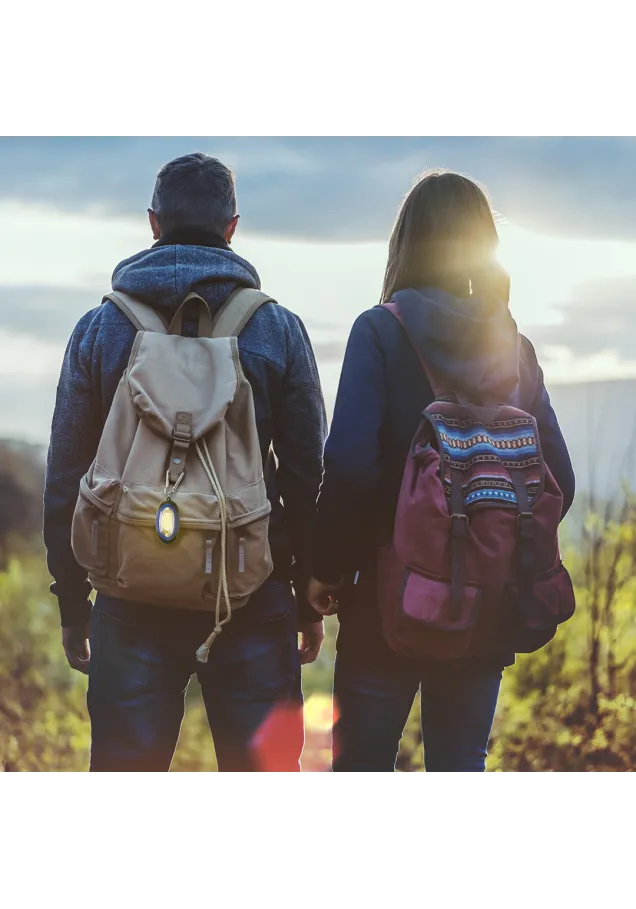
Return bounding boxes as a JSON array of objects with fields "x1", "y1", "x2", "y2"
[{"x1": 44, "y1": 152, "x2": 327, "y2": 771}]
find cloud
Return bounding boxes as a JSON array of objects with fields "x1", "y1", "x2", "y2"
[
  {"x1": 547, "y1": 378, "x2": 636, "y2": 501},
  {"x1": 0, "y1": 285, "x2": 101, "y2": 342},
  {"x1": 0, "y1": 284, "x2": 351, "y2": 362},
  {"x1": 311, "y1": 339, "x2": 347, "y2": 363},
  {"x1": 526, "y1": 276, "x2": 636, "y2": 360},
  {"x1": 0, "y1": 372, "x2": 58, "y2": 444},
  {"x1": 2, "y1": 137, "x2": 636, "y2": 243},
  {"x1": 6, "y1": 273, "x2": 636, "y2": 374}
]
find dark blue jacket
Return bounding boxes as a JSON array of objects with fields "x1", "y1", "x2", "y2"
[
  {"x1": 312, "y1": 288, "x2": 575, "y2": 665},
  {"x1": 44, "y1": 231, "x2": 327, "y2": 627}
]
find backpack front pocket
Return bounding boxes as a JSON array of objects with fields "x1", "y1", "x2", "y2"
[
  {"x1": 400, "y1": 567, "x2": 481, "y2": 632},
  {"x1": 227, "y1": 511, "x2": 273, "y2": 601},
  {"x1": 505, "y1": 561, "x2": 576, "y2": 653},
  {"x1": 116, "y1": 521, "x2": 219, "y2": 607},
  {"x1": 72, "y1": 478, "x2": 111, "y2": 578}
]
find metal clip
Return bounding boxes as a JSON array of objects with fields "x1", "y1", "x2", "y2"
[{"x1": 164, "y1": 468, "x2": 185, "y2": 500}]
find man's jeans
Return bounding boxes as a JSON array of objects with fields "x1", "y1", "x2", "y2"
[
  {"x1": 87, "y1": 580, "x2": 303, "y2": 771},
  {"x1": 333, "y1": 655, "x2": 503, "y2": 772}
]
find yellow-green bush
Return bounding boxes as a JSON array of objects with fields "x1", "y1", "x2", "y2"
[
  {"x1": 4, "y1": 513, "x2": 636, "y2": 771},
  {"x1": 0, "y1": 557, "x2": 90, "y2": 771},
  {"x1": 0, "y1": 553, "x2": 342, "y2": 772}
]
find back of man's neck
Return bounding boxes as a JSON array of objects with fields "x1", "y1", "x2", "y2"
[{"x1": 153, "y1": 227, "x2": 229, "y2": 250}]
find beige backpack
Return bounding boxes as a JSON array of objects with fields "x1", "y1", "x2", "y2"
[{"x1": 71, "y1": 288, "x2": 275, "y2": 662}]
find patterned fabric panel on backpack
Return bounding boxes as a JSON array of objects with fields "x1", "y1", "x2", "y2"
[{"x1": 423, "y1": 400, "x2": 543, "y2": 512}]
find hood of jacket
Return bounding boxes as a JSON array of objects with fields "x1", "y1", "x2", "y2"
[
  {"x1": 110, "y1": 230, "x2": 260, "y2": 320},
  {"x1": 391, "y1": 286, "x2": 521, "y2": 402}
]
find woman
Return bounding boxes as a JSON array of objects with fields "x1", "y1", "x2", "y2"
[{"x1": 307, "y1": 171, "x2": 575, "y2": 772}]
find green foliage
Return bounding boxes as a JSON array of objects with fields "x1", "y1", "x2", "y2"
[
  {"x1": 0, "y1": 551, "x2": 345, "y2": 772},
  {"x1": 0, "y1": 556, "x2": 90, "y2": 771},
  {"x1": 396, "y1": 700, "x2": 424, "y2": 772},
  {"x1": 0, "y1": 441, "x2": 45, "y2": 568},
  {"x1": 171, "y1": 683, "x2": 218, "y2": 772},
  {"x1": 396, "y1": 514, "x2": 636, "y2": 772},
  {"x1": 3, "y1": 502, "x2": 636, "y2": 771},
  {"x1": 486, "y1": 560, "x2": 636, "y2": 772}
]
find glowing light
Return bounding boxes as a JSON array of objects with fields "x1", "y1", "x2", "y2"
[
  {"x1": 156, "y1": 501, "x2": 179, "y2": 543},
  {"x1": 158, "y1": 506, "x2": 175, "y2": 538}
]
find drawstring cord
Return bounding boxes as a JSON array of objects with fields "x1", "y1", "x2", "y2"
[{"x1": 195, "y1": 439, "x2": 232, "y2": 663}]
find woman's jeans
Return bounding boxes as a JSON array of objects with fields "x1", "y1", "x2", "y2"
[
  {"x1": 333, "y1": 654, "x2": 503, "y2": 772},
  {"x1": 87, "y1": 580, "x2": 303, "y2": 772}
]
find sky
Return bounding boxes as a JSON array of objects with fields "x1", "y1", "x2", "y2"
[{"x1": 1, "y1": 136, "x2": 636, "y2": 445}]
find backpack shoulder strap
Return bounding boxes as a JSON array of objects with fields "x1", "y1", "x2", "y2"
[
  {"x1": 382, "y1": 300, "x2": 446, "y2": 397},
  {"x1": 518, "y1": 334, "x2": 542, "y2": 410},
  {"x1": 211, "y1": 288, "x2": 277, "y2": 338},
  {"x1": 103, "y1": 291, "x2": 168, "y2": 333}
]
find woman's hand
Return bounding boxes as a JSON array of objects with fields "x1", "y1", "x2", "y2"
[{"x1": 306, "y1": 577, "x2": 341, "y2": 617}]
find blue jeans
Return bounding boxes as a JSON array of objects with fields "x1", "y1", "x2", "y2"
[
  {"x1": 333, "y1": 655, "x2": 502, "y2": 772},
  {"x1": 87, "y1": 580, "x2": 303, "y2": 772}
]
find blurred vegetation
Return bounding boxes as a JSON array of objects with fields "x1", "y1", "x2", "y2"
[
  {"x1": 2, "y1": 439, "x2": 636, "y2": 771},
  {"x1": 0, "y1": 553, "x2": 338, "y2": 772},
  {"x1": 0, "y1": 440, "x2": 46, "y2": 568}
]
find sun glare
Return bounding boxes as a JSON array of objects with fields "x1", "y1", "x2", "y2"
[{"x1": 497, "y1": 223, "x2": 636, "y2": 331}]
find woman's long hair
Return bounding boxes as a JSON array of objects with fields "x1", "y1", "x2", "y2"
[{"x1": 380, "y1": 170, "x2": 508, "y2": 303}]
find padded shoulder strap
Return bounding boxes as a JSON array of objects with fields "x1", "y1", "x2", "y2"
[
  {"x1": 103, "y1": 291, "x2": 168, "y2": 333},
  {"x1": 211, "y1": 288, "x2": 276, "y2": 338},
  {"x1": 518, "y1": 334, "x2": 541, "y2": 410},
  {"x1": 382, "y1": 300, "x2": 446, "y2": 396}
]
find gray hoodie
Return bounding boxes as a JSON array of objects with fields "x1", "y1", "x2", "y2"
[{"x1": 44, "y1": 232, "x2": 327, "y2": 627}]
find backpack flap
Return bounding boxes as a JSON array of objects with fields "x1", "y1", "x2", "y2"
[{"x1": 126, "y1": 332, "x2": 240, "y2": 441}]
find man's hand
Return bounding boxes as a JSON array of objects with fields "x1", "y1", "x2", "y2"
[
  {"x1": 62, "y1": 622, "x2": 91, "y2": 674},
  {"x1": 306, "y1": 577, "x2": 340, "y2": 617},
  {"x1": 298, "y1": 619, "x2": 324, "y2": 665}
]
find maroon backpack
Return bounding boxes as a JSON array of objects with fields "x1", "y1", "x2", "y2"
[{"x1": 378, "y1": 301, "x2": 575, "y2": 660}]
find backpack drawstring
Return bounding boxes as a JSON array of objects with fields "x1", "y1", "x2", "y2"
[{"x1": 195, "y1": 439, "x2": 232, "y2": 662}]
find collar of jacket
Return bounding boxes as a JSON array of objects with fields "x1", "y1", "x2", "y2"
[{"x1": 152, "y1": 228, "x2": 230, "y2": 250}]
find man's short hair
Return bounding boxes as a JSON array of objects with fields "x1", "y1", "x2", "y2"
[{"x1": 151, "y1": 153, "x2": 236, "y2": 235}]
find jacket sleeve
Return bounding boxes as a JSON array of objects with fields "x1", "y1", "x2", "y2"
[
  {"x1": 272, "y1": 315, "x2": 327, "y2": 623},
  {"x1": 43, "y1": 314, "x2": 103, "y2": 627},
  {"x1": 312, "y1": 313, "x2": 387, "y2": 583},
  {"x1": 530, "y1": 368, "x2": 575, "y2": 519}
]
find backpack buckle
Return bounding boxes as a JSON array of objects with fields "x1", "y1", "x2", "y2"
[
  {"x1": 450, "y1": 513, "x2": 469, "y2": 537},
  {"x1": 173, "y1": 412, "x2": 192, "y2": 442},
  {"x1": 168, "y1": 412, "x2": 192, "y2": 484},
  {"x1": 517, "y1": 512, "x2": 535, "y2": 539}
]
